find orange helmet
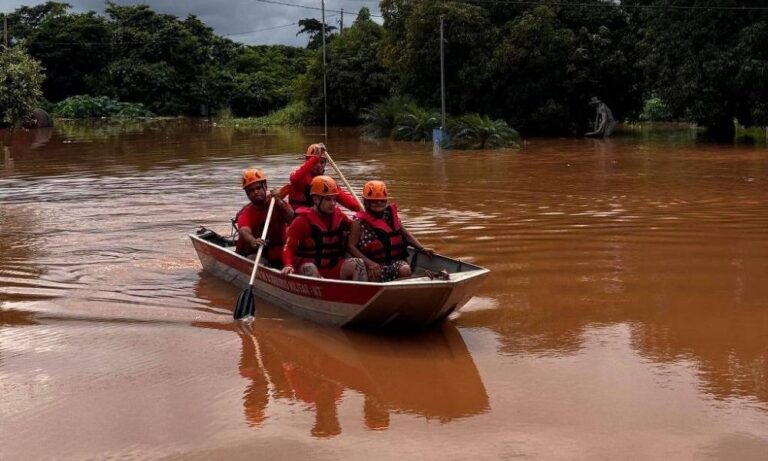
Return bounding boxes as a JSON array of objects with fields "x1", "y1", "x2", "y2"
[
  {"x1": 363, "y1": 180, "x2": 388, "y2": 200},
  {"x1": 305, "y1": 143, "x2": 327, "y2": 158},
  {"x1": 242, "y1": 168, "x2": 267, "y2": 189},
  {"x1": 310, "y1": 175, "x2": 339, "y2": 196}
]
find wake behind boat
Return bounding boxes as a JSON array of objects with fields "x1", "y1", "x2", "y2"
[{"x1": 190, "y1": 228, "x2": 489, "y2": 330}]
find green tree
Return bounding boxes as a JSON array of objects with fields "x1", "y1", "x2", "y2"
[
  {"x1": 0, "y1": 47, "x2": 44, "y2": 126},
  {"x1": 1, "y1": 1, "x2": 70, "y2": 44},
  {"x1": 102, "y1": 4, "x2": 227, "y2": 114},
  {"x1": 300, "y1": 8, "x2": 390, "y2": 124},
  {"x1": 381, "y1": 0, "x2": 494, "y2": 116},
  {"x1": 637, "y1": 0, "x2": 768, "y2": 139},
  {"x1": 228, "y1": 45, "x2": 309, "y2": 116},
  {"x1": 24, "y1": 10, "x2": 111, "y2": 102},
  {"x1": 381, "y1": 1, "x2": 641, "y2": 136},
  {"x1": 296, "y1": 18, "x2": 337, "y2": 49}
]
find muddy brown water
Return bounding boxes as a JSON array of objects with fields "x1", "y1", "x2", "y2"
[{"x1": 1, "y1": 120, "x2": 767, "y2": 460}]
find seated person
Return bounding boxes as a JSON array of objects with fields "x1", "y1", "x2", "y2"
[
  {"x1": 235, "y1": 168, "x2": 294, "y2": 268},
  {"x1": 347, "y1": 180, "x2": 433, "y2": 282},
  {"x1": 287, "y1": 143, "x2": 361, "y2": 212},
  {"x1": 281, "y1": 175, "x2": 367, "y2": 281}
]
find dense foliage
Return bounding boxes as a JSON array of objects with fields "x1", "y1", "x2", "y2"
[
  {"x1": 3, "y1": 2, "x2": 309, "y2": 117},
  {"x1": 633, "y1": 0, "x2": 768, "y2": 139},
  {"x1": 4, "y1": 1, "x2": 768, "y2": 139},
  {"x1": 299, "y1": 8, "x2": 390, "y2": 125},
  {"x1": 53, "y1": 95, "x2": 153, "y2": 118},
  {"x1": 377, "y1": 0, "x2": 642, "y2": 136},
  {"x1": 0, "y1": 47, "x2": 44, "y2": 126}
]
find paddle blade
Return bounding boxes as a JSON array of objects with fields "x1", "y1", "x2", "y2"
[{"x1": 234, "y1": 287, "x2": 256, "y2": 320}]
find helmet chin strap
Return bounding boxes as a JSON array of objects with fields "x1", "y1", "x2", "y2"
[{"x1": 313, "y1": 196, "x2": 335, "y2": 216}]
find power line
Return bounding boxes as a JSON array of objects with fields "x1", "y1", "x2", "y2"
[
  {"x1": 224, "y1": 22, "x2": 298, "y2": 37},
  {"x1": 224, "y1": 12, "x2": 340, "y2": 37},
  {"x1": 450, "y1": 0, "x2": 768, "y2": 11},
  {"x1": 254, "y1": 0, "x2": 383, "y2": 18}
]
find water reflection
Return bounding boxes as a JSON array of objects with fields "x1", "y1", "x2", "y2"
[
  {"x1": 0, "y1": 127, "x2": 54, "y2": 154},
  {"x1": 1, "y1": 120, "x2": 767, "y2": 455},
  {"x1": 459, "y1": 239, "x2": 768, "y2": 405},
  {"x1": 194, "y1": 318, "x2": 489, "y2": 437},
  {"x1": 629, "y1": 305, "x2": 768, "y2": 403},
  {"x1": 0, "y1": 203, "x2": 46, "y2": 306}
]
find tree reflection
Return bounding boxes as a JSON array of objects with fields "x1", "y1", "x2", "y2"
[{"x1": 460, "y1": 244, "x2": 768, "y2": 405}]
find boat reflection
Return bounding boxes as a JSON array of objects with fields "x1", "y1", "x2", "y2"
[{"x1": 194, "y1": 316, "x2": 489, "y2": 437}]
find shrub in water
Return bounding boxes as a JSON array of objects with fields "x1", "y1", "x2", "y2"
[
  {"x1": 53, "y1": 95, "x2": 153, "y2": 118},
  {"x1": 448, "y1": 114, "x2": 520, "y2": 149}
]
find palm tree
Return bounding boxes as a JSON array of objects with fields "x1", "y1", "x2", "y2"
[
  {"x1": 360, "y1": 96, "x2": 410, "y2": 138},
  {"x1": 393, "y1": 104, "x2": 441, "y2": 142},
  {"x1": 450, "y1": 114, "x2": 520, "y2": 149}
]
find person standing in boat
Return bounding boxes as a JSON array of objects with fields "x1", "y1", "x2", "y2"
[
  {"x1": 281, "y1": 175, "x2": 367, "y2": 280},
  {"x1": 286, "y1": 143, "x2": 362, "y2": 212},
  {"x1": 347, "y1": 180, "x2": 433, "y2": 282},
  {"x1": 235, "y1": 168, "x2": 294, "y2": 268}
]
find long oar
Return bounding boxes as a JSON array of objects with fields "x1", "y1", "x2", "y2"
[
  {"x1": 234, "y1": 197, "x2": 277, "y2": 320},
  {"x1": 325, "y1": 152, "x2": 363, "y2": 209}
]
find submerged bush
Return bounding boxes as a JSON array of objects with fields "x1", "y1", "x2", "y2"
[
  {"x1": 361, "y1": 99, "x2": 520, "y2": 148},
  {"x1": 639, "y1": 95, "x2": 674, "y2": 122},
  {"x1": 393, "y1": 104, "x2": 441, "y2": 142},
  {"x1": 449, "y1": 114, "x2": 520, "y2": 149},
  {"x1": 360, "y1": 95, "x2": 412, "y2": 138},
  {"x1": 216, "y1": 101, "x2": 312, "y2": 127},
  {"x1": 53, "y1": 95, "x2": 154, "y2": 118}
]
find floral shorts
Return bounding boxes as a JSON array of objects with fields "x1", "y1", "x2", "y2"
[{"x1": 378, "y1": 260, "x2": 409, "y2": 282}]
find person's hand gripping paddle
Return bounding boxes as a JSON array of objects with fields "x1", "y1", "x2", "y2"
[{"x1": 233, "y1": 196, "x2": 276, "y2": 320}]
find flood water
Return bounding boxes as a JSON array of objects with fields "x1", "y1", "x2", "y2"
[{"x1": 1, "y1": 120, "x2": 767, "y2": 460}]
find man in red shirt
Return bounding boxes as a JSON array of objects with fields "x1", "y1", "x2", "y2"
[
  {"x1": 287, "y1": 143, "x2": 361, "y2": 212},
  {"x1": 236, "y1": 168, "x2": 294, "y2": 268},
  {"x1": 281, "y1": 176, "x2": 367, "y2": 280}
]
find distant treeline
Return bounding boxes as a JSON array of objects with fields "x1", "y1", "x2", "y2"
[{"x1": 2, "y1": 1, "x2": 768, "y2": 138}]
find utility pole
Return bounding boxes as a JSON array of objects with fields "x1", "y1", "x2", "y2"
[
  {"x1": 340, "y1": 9, "x2": 344, "y2": 35},
  {"x1": 322, "y1": 0, "x2": 328, "y2": 140},
  {"x1": 440, "y1": 15, "x2": 446, "y2": 132},
  {"x1": 3, "y1": 15, "x2": 8, "y2": 48}
]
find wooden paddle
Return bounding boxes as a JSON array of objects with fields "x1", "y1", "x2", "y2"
[
  {"x1": 324, "y1": 152, "x2": 364, "y2": 209},
  {"x1": 233, "y1": 196, "x2": 277, "y2": 320}
]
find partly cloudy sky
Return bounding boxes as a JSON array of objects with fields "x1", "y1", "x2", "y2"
[{"x1": 2, "y1": 0, "x2": 383, "y2": 46}]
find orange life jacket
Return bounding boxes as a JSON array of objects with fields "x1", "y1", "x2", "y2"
[
  {"x1": 294, "y1": 207, "x2": 349, "y2": 269},
  {"x1": 355, "y1": 204, "x2": 406, "y2": 265}
]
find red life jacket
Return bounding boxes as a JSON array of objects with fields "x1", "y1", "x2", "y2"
[
  {"x1": 288, "y1": 175, "x2": 314, "y2": 210},
  {"x1": 354, "y1": 204, "x2": 406, "y2": 265},
  {"x1": 294, "y1": 207, "x2": 349, "y2": 269}
]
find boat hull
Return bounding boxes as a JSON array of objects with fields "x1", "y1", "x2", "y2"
[{"x1": 190, "y1": 231, "x2": 489, "y2": 329}]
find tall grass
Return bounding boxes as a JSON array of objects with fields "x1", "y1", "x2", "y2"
[{"x1": 215, "y1": 101, "x2": 311, "y2": 127}]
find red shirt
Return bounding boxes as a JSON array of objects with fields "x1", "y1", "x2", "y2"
[
  {"x1": 289, "y1": 156, "x2": 362, "y2": 212},
  {"x1": 235, "y1": 203, "x2": 288, "y2": 256}
]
